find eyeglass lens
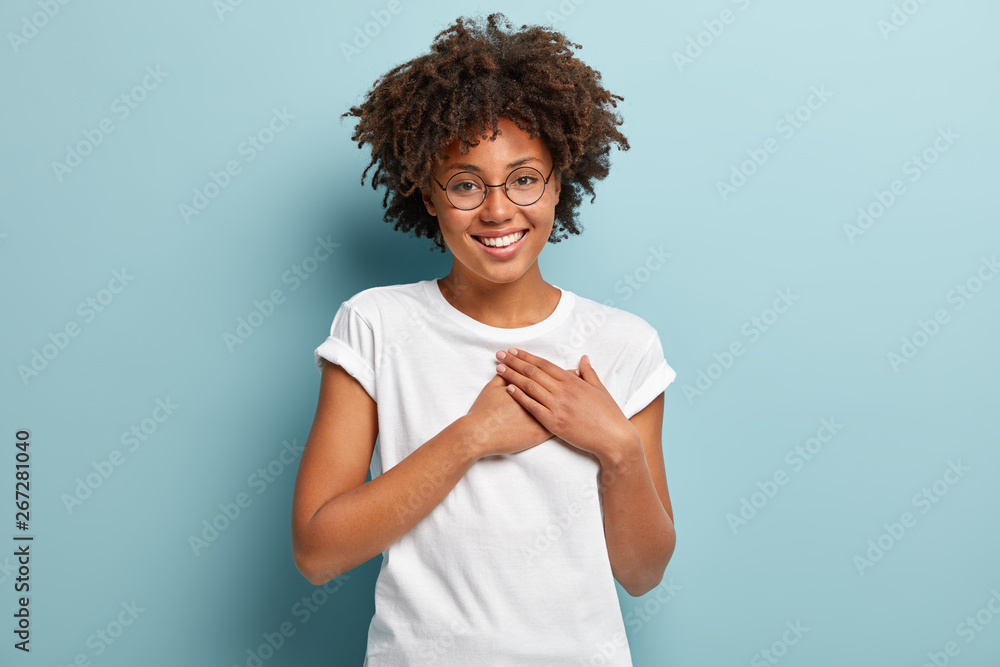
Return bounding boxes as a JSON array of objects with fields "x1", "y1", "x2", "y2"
[{"x1": 444, "y1": 167, "x2": 547, "y2": 209}]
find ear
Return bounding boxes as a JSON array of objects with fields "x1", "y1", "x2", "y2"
[
  {"x1": 421, "y1": 187, "x2": 437, "y2": 217},
  {"x1": 552, "y1": 172, "x2": 561, "y2": 205}
]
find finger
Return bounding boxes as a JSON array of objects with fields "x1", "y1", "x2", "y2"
[
  {"x1": 579, "y1": 354, "x2": 606, "y2": 389},
  {"x1": 505, "y1": 381, "x2": 551, "y2": 425},
  {"x1": 496, "y1": 349, "x2": 559, "y2": 392},
  {"x1": 499, "y1": 348, "x2": 571, "y2": 388},
  {"x1": 496, "y1": 361, "x2": 556, "y2": 406}
]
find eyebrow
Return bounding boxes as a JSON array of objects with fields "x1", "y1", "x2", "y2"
[{"x1": 443, "y1": 157, "x2": 542, "y2": 172}]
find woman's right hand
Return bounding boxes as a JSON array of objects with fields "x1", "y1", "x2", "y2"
[{"x1": 463, "y1": 373, "x2": 553, "y2": 459}]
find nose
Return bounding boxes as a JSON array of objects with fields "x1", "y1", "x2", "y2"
[{"x1": 478, "y1": 184, "x2": 516, "y2": 223}]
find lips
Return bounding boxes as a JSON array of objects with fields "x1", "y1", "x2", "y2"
[
  {"x1": 472, "y1": 230, "x2": 527, "y2": 248},
  {"x1": 471, "y1": 229, "x2": 528, "y2": 258}
]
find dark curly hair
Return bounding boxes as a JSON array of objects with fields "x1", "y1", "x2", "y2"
[{"x1": 342, "y1": 12, "x2": 629, "y2": 252}]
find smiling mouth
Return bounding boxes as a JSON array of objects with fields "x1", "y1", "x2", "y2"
[{"x1": 472, "y1": 230, "x2": 527, "y2": 248}]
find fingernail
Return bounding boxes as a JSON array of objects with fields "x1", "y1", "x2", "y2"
[{"x1": 496, "y1": 350, "x2": 506, "y2": 360}]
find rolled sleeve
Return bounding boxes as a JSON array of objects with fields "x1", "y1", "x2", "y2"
[
  {"x1": 314, "y1": 301, "x2": 377, "y2": 402},
  {"x1": 622, "y1": 331, "x2": 676, "y2": 419}
]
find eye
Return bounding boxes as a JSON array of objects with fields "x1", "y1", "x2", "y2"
[
  {"x1": 446, "y1": 173, "x2": 484, "y2": 194},
  {"x1": 507, "y1": 169, "x2": 541, "y2": 190}
]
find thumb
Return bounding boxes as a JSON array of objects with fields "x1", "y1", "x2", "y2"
[{"x1": 579, "y1": 354, "x2": 605, "y2": 388}]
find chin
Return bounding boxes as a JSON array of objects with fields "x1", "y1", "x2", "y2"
[{"x1": 473, "y1": 265, "x2": 529, "y2": 285}]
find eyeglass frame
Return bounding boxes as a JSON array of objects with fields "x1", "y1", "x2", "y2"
[{"x1": 431, "y1": 164, "x2": 557, "y2": 210}]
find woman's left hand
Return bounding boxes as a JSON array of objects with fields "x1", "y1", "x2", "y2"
[{"x1": 494, "y1": 348, "x2": 638, "y2": 459}]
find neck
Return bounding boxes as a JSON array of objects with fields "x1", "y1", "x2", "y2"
[{"x1": 437, "y1": 263, "x2": 561, "y2": 329}]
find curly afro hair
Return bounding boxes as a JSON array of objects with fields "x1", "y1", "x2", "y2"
[{"x1": 343, "y1": 12, "x2": 629, "y2": 252}]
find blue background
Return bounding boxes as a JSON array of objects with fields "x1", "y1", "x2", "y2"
[{"x1": 2, "y1": 1, "x2": 998, "y2": 665}]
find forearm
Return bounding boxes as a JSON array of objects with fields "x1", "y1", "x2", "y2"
[
  {"x1": 294, "y1": 416, "x2": 480, "y2": 585},
  {"x1": 598, "y1": 433, "x2": 676, "y2": 597}
]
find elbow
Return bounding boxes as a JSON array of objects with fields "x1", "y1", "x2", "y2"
[
  {"x1": 620, "y1": 528, "x2": 676, "y2": 598},
  {"x1": 622, "y1": 567, "x2": 665, "y2": 598},
  {"x1": 293, "y1": 550, "x2": 332, "y2": 587},
  {"x1": 291, "y1": 522, "x2": 339, "y2": 586},
  {"x1": 294, "y1": 546, "x2": 346, "y2": 587},
  {"x1": 622, "y1": 581, "x2": 653, "y2": 599}
]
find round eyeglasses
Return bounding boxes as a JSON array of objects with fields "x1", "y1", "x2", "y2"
[{"x1": 432, "y1": 164, "x2": 556, "y2": 210}]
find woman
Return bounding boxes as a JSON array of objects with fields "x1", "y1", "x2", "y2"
[{"x1": 292, "y1": 13, "x2": 677, "y2": 666}]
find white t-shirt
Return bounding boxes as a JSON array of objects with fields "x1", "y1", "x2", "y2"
[{"x1": 313, "y1": 279, "x2": 676, "y2": 666}]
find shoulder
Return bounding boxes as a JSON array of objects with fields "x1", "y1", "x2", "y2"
[
  {"x1": 338, "y1": 280, "x2": 433, "y2": 326},
  {"x1": 562, "y1": 287, "x2": 661, "y2": 344}
]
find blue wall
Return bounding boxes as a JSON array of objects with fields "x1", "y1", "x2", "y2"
[{"x1": 2, "y1": 1, "x2": 998, "y2": 665}]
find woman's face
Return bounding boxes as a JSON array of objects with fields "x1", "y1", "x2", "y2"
[{"x1": 421, "y1": 117, "x2": 560, "y2": 287}]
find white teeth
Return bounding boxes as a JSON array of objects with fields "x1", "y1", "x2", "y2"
[{"x1": 477, "y1": 231, "x2": 526, "y2": 248}]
